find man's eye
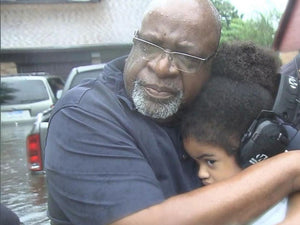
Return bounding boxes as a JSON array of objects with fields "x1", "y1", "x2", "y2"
[{"x1": 138, "y1": 43, "x2": 149, "y2": 53}]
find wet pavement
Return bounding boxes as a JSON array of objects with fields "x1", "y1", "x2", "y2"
[{"x1": 1, "y1": 123, "x2": 50, "y2": 225}]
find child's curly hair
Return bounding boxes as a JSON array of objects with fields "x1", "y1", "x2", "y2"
[
  {"x1": 211, "y1": 41, "x2": 281, "y2": 98},
  {"x1": 182, "y1": 41, "x2": 281, "y2": 157}
]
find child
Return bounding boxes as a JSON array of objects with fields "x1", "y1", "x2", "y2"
[{"x1": 181, "y1": 41, "x2": 288, "y2": 224}]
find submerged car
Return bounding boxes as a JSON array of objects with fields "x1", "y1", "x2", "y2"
[
  {"x1": 26, "y1": 64, "x2": 105, "y2": 172},
  {"x1": 1, "y1": 73, "x2": 64, "y2": 124}
]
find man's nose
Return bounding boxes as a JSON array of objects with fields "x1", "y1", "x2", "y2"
[
  {"x1": 198, "y1": 165, "x2": 210, "y2": 179},
  {"x1": 149, "y1": 53, "x2": 179, "y2": 78}
]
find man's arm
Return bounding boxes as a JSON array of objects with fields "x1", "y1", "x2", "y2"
[{"x1": 111, "y1": 151, "x2": 300, "y2": 225}]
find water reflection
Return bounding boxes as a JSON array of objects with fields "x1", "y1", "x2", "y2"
[{"x1": 1, "y1": 123, "x2": 49, "y2": 225}]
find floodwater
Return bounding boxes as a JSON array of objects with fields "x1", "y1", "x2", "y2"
[{"x1": 1, "y1": 123, "x2": 50, "y2": 225}]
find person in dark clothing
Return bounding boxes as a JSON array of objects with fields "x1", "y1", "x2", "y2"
[
  {"x1": 274, "y1": 54, "x2": 300, "y2": 129},
  {"x1": 0, "y1": 204, "x2": 21, "y2": 225},
  {"x1": 45, "y1": 0, "x2": 300, "y2": 225}
]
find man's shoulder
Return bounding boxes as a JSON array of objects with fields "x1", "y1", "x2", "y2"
[
  {"x1": 53, "y1": 78, "x2": 120, "y2": 118},
  {"x1": 54, "y1": 56, "x2": 128, "y2": 112}
]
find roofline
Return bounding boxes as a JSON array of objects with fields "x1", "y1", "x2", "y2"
[
  {"x1": 1, "y1": 0, "x2": 100, "y2": 4},
  {"x1": 273, "y1": 0, "x2": 295, "y2": 50},
  {"x1": 0, "y1": 43, "x2": 132, "y2": 54}
]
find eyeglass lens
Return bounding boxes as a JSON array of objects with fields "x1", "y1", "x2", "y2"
[{"x1": 133, "y1": 38, "x2": 202, "y2": 73}]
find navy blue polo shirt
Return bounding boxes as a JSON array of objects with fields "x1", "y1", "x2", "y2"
[{"x1": 45, "y1": 56, "x2": 201, "y2": 225}]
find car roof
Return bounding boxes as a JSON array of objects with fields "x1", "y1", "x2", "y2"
[
  {"x1": 4, "y1": 72, "x2": 49, "y2": 76},
  {"x1": 71, "y1": 64, "x2": 106, "y2": 74},
  {"x1": 57, "y1": 63, "x2": 105, "y2": 98},
  {"x1": 1, "y1": 73, "x2": 63, "y2": 81}
]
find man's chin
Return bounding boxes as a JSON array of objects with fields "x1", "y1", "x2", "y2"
[
  {"x1": 134, "y1": 97, "x2": 180, "y2": 119},
  {"x1": 132, "y1": 81, "x2": 183, "y2": 120}
]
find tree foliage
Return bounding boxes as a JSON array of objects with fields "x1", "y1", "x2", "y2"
[
  {"x1": 211, "y1": 0, "x2": 281, "y2": 48},
  {"x1": 211, "y1": 0, "x2": 240, "y2": 28}
]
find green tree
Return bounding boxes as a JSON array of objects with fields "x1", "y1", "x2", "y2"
[
  {"x1": 212, "y1": 0, "x2": 282, "y2": 47},
  {"x1": 221, "y1": 12, "x2": 279, "y2": 47},
  {"x1": 211, "y1": 0, "x2": 240, "y2": 28}
]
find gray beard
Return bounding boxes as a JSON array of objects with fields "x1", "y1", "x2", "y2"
[{"x1": 131, "y1": 80, "x2": 183, "y2": 119}]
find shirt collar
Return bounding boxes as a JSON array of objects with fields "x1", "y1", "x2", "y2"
[{"x1": 100, "y1": 56, "x2": 135, "y2": 110}]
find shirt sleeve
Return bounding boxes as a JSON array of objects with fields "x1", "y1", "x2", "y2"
[
  {"x1": 45, "y1": 99, "x2": 165, "y2": 225},
  {"x1": 248, "y1": 198, "x2": 288, "y2": 225}
]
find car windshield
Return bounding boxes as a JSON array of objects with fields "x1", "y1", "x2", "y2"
[
  {"x1": 1, "y1": 79, "x2": 49, "y2": 105},
  {"x1": 47, "y1": 77, "x2": 64, "y2": 96}
]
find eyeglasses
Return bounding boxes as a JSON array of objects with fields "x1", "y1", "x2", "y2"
[{"x1": 133, "y1": 31, "x2": 216, "y2": 73}]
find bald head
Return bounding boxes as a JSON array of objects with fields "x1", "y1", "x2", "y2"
[{"x1": 142, "y1": 0, "x2": 221, "y2": 48}]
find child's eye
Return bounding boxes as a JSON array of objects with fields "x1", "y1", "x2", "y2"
[{"x1": 206, "y1": 159, "x2": 216, "y2": 167}]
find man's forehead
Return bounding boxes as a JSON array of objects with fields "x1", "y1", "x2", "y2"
[
  {"x1": 140, "y1": 6, "x2": 218, "y2": 54},
  {"x1": 141, "y1": 0, "x2": 208, "y2": 35},
  {"x1": 146, "y1": 0, "x2": 205, "y2": 9},
  {"x1": 145, "y1": 0, "x2": 205, "y2": 19},
  {"x1": 141, "y1": 0, "x2": 217, "y2": 37}
]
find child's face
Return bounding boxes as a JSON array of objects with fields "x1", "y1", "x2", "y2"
[{"x1": 184, "y1": 137, "x2": 242, "y2": 185}]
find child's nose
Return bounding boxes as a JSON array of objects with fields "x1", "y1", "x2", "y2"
[{"x1": 198, "y1": 166, "x2": 210, "y2": 179}]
